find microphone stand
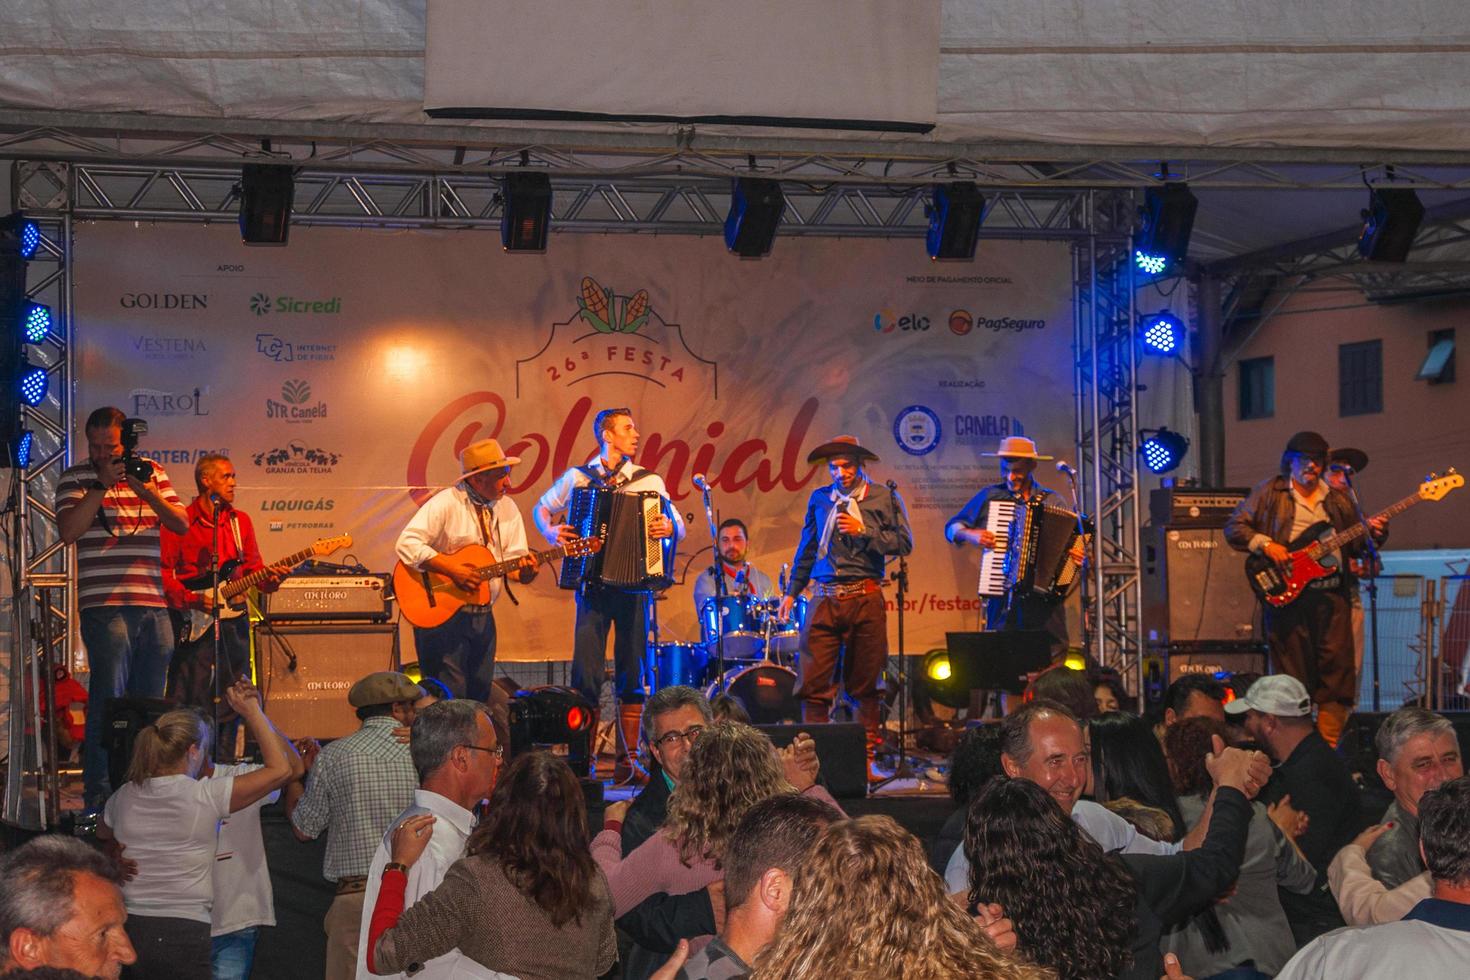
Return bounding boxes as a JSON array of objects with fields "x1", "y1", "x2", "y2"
[
  {"x1": 1059, "y1": 465, "x2": 1092, "y2": 659},
  {"x1": 1339, "y1": 467, "x2": 1382, "y2": 711},
  {"x1": 872, "y1": 480, "x2": 914, "y2": 794},
  {"x1": 696, "y1": 481, "x2": 729, "y2": 696}
]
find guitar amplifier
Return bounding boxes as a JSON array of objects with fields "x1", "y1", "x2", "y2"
[
  {"x1": 1149, "y1": 487, "x2": 1250, "y2": 529},
  {"x1": 264, "y1": 574, "x2": 392, "y2": 621}
]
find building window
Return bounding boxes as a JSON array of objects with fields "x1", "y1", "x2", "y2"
[
  {"x1": 1417, "y1": 328, "x2": 1455, "y2": 384},
  {"x1": 1239, "y1": 356, "x2": 1274, "y2": 420},
  {"x1": 1339, "y1": 340, "x2": 1383, "y2": 416}
]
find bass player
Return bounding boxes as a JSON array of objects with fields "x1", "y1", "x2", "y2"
[
  {"x1": 161, "y1": 453, "x2": 290, "y2": 756},
  {"x1": 1224, "y1": 430, "x2": 1387, "y2": 746},
  {"x1": 395, "y1": 438, "x2": 536, "y2": 702}
]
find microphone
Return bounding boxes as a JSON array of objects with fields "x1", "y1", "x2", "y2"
[
  {"x1": 692, "y1": 473, "x2": 710, "y2": 491},
  {"x1": 734, "y1": 565, "x2": 748, "y2": 589},
  {"x1": 1056, "y1": 461, "x2": 1077, "y2": 478},
  {"x1": 886, "y1": 479, "x2": 898, "y2": 491},
  {"x1": 779, "y1": 562, "x2": 790, "y2": 594}
]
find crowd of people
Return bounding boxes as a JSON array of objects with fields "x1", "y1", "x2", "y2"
[{"x1": 0, "y1": 669, "x2": 1464, "y2": 979}]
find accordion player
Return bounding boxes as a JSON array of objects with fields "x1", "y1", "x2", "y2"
[{"x1": 556, "y1": 485, "x2": 677, "y2": 592}]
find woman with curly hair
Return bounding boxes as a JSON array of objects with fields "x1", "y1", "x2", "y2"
[
  {"x1": 592, "y1": 722, "x2": 842, "y2": 924},
  {"x1": 366, "y1": 750, "x2": 616, "y2": 979},
  {"x1": 749, "y1": 815, "x2": 1051, "y2": 980},
  {"x1": 965, "y1": 757, "x2": 1262, "y2": 980}
]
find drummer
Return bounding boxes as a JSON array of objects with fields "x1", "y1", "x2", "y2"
[{"x1": 692, "y1": 518, "x2": 775, "y2": 614}]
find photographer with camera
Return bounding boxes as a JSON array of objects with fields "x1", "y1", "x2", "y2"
[{"x1": 56, "y1": 405, "x2": 188, "y2": 813}]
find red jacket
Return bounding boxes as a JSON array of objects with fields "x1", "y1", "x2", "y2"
[{"x1": 160, "y1": 498, "x2": 266, "y2": 610}]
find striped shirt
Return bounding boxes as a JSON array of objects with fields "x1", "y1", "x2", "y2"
[
  {"x1": 56, "y1": 461, "x2": 183, "y2": 609},
  {"x1": 290, "y1": 716, "x2": 417, "y2": 882}
]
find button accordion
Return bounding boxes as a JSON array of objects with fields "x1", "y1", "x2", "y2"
[
  {"x1": 1006, "y1": 497, "x2": 1091, "y2": 599},
  {"x1": 556, "y1": 486, "x2": 676, "y2": 592}
]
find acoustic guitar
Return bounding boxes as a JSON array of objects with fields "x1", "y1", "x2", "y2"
[{"x1": 394, "y1": 537, "x2": 602, "y2": 629}]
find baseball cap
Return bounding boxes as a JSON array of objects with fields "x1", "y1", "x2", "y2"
[
  {"x1": 348, "y1": 671, "x2": 425, "y2": 708},
  {"x1": 1224, "y1": 674, "x2": 1312, "y2": 718}
]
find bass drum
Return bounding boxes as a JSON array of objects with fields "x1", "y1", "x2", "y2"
[{"x1": 707, "y1": 664, "x2": 800, "y2": 725}]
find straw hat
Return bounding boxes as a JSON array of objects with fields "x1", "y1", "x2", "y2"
[
  {"x1": 981, "y1": 436, "x2": 1053, "y2": 461},
  {"x1": 806, "y1": 434, "x2": 880, "y2": 464},
  {"x1": 458, "y1": 438, "x2": 521, "y2": 480}
]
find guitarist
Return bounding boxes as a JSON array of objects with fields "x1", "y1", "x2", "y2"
[
  {"x1": 161, "y1": 453, "x2": 289, "y2": 755},
  {"x1": 395, "y1": 438, "x2": 536, "y2": 703},
  {"x1": 1224, "y1": 431, "x2": 1387, "y2": 747}
]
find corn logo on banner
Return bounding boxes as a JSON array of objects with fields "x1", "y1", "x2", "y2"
[{"x1": 75, "y1": 223, "x2": 1074, "y2": 661}]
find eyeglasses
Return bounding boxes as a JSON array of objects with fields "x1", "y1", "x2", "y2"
[
  {"x1": 462, "y1": 744, "x2": 504, "y2": 761},
  {"x1": 652, "y1": 725, "x2": 705, "y2": 750}
]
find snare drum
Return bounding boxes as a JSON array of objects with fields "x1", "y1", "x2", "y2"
[
  {"x1": 653, "y1": 642, "x2": 710, "y2": 690},
  {"x1": 699, "y1": 595, "x2": 765, "y2": 660},
  {"x1": 706, "y1": 664, "x2": 800, "y2": 725}
]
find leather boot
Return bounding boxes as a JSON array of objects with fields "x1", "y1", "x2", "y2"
[
  {"x1": 1316, "y1": 701, "x2": 1350, "y2": 749},
  {"x1": 801, "y1": 700, "x2": 830, "y2": 726},
  {"x1": 858, "y1": 698, "x2": 885, "y2": 785},
  {"x1": 614, "y1": 702, "x2": 648, "y2": 786}
]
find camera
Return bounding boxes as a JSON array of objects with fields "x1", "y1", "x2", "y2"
[{"x1": 120, "y1": 417, "x2": 155, "y2": 482}]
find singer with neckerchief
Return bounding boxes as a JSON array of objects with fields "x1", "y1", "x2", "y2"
[
  {"x1": 945, "y1": 436, "x2": 1072, "y2": 652},
  {"x1": 779, "y1": 434, "x2": 912, "y2": 784},
  {"x1": 691, "y1": 517, "x2": 775, "y2": 616}
]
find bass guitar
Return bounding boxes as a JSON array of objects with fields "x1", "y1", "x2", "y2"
[
  {"x1": 1245, "y1": 471, "x2": 1462, "y2": 607},
  {"x1": 394, "y1": 537, "x2": 602, "y2": 629},
  {"x1": 175, "y1": 534, "x2": 353, "y2": 644}
]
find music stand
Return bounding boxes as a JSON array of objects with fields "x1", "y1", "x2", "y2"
[{"x1": 944, "y1": 630, "x2": 1054, "y2": 696}]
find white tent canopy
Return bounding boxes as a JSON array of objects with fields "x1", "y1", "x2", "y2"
[{"x1": 5, "y1": 0, "x2": 1470, "y2": 150}]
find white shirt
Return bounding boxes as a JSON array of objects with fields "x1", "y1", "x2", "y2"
[
  {"x1": 105, "y1": 773, "x2": 235, "y2": 923},
  {"x1": 536, "y1": 456, "x2": 686, "y2": 544},
  {"x1": 396, "y1": 486, "x2": 531, "y2": 606},
  {"x1": 944, "y1": 799, "x2": 1181, "y2": 893},
  {"x1": 1275, "y1": 909, "x2": 1470, "y2": 979},
  {"x1": 211, "y1": 763, "x2": 281, "y2": 936},
  {"x1": 355, "y1": 790, "x2": 479, "y2": 980}
]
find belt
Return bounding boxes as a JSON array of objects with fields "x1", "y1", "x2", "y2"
[
  {"x1": 335, "y1": 876, "x2": 368, "y2": 895},
  {"x1": 459, "y1": 603, "x2": 493, "y2": 614},
  {"x1": 813, "y1": 579, "x2": 881, "y2": 600}
]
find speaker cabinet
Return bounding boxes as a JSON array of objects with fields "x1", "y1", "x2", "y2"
[
  {"x1": 755, "y1": 722, "x2": 866, "y2": 801},
  {"x1": 1166, "y1": 649, "x2": 1267, "y2": 685},
  {"x1": 255, "y1": 623, "x2": 398, "y2": 740},
  {"x1": 239, "y1": 164, "x2": 294, "y2": 246},
  {"x1": 724, "y1": 178, "x2": 785, "y2": 257},
  {"x1": 1143, "y1": 525, "x2": 1259, "y2": 646}
]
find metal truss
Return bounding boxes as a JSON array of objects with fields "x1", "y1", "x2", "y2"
[
  {"x1": 2, "y1": 197, "x2": 73, "y2": 829},
  {"x1": 5, "y1": 108, "x2": 1470, "y2": 192},
  {"x1": 1073, "y1": 192, "x2": 1145, "y2": 693}
]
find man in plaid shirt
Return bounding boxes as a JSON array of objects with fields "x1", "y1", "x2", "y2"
[{"x1": 287, "y1": 671, "x2": 420, "y2": 980}]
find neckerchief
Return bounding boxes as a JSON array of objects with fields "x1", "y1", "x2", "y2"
[{"x1": 819, "y1": 480, "x2": 868, "y2": 557}]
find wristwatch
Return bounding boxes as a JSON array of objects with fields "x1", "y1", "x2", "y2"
[{"x1": 383, "y1": 861, "x2": 409, "y2": 876}]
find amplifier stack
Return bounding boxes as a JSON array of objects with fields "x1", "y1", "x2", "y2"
[{"x1": 256, "y1": 571, "x2": 398, "y2": 739}]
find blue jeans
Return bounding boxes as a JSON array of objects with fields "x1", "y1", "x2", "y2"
[
  {"x1": 412, "y1": 609, "x2": 497, "y2": 703},
  {"x1": 211, "y1": 926, "x2": 260, "y2": 980},
  {"x1": 79, "y1": 605, "x2": 173, "y2": 807}
]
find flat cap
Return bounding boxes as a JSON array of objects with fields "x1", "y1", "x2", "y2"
[{"x1": 348, "y1": 671, "x2": 425, "y2": 708}]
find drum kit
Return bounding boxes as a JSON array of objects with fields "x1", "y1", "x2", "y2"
[{"x1": 650, "y1": 593, "x2": 807, "y2": 723}]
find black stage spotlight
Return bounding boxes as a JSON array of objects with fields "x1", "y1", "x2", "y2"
[
  {"x1": 501, "y1": 172, "x2": 553, "y2": 252},
  {"x1": 239, "y1": 164, "x2": 294, "y2": 246},
  {"x1": 724, "y1": 177, "x2": 785, "y2": 258},
  {"x1": 507, "y1": 685, "x2": 595, "y2": 758},
  {"x1": 926, "y1": 182, "x2": 985, "y2": 260},
  {"x1": 1358, "y1": 187, "x2": 1424, "y2": 263},
  {"x1": 1135, "y1": 182, "x2": 1197, "y2": 275}
]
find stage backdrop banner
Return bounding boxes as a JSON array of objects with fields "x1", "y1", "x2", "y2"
[{"x1": 73, "y1": 223, "x2": 1074, "y2": 664}]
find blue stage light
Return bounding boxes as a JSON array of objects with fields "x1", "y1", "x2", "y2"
[
  {"x1": 18, "y1": 364, "x2": 48, "y2": 407},
  {"x1": 1141, "y1": 312, "x2": 1183, "y2": 355},
  {"x1": 1140, "y1": 428, "x2": 1190, "y2": 474},
  {"x1": 19, "y1": 220, "x2": 39, "y2": 260},
  {"x1": 14, "y1": 430, "x2": 32, "y2": 468},
  {"x1": 22, "y1": 302, "x2": 50, "y2": 343},
  {"x1": 1135, "y1": 250, "x2": 1169, "y2": 275}
]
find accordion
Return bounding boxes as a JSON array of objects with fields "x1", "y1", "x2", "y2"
[
  {"x1": 556, "y1": 486, "x2": 676, "y2": 592},
  {"x1": 1005, "y1": 497, "x2": 1092, "y2": 599}
]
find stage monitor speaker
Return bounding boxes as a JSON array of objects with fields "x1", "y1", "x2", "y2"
[
  {"x1": 239, "y1": 164, "x2": 294, "y2": 246},
  {"x1": 500, "y1": 172, "x2": 553, "y2": 252},
  {"x1": 926, "y1": 182, "x2": 985, "y2": 260},
  {"x1": 105, "y1": 697, "x2": 175, "y2": 794},
  {"x1": 255, "y1": 622, "x2": 398, "y2": 740},
  {"x1": 1142, "y1": 525, "x2": 1258, "y2": 646},
  {"x1": 756, "y1": 722, "x2": 866, "y2": 800},
  {"x1": 724, "y1": 178, "x2": 785, "y2": 257}
]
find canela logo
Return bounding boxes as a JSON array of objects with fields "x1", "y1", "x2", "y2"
[
  {"x1": 281, "y1": 379, "x2": 311, "y2": 405},
  {"x1": 250, "y1": 293, "x2": 272, "y2": 316}
]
